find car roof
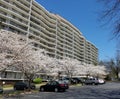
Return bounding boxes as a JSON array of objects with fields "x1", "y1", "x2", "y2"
[{"x1": 15, "y1": 82, "x2": 26, "y2": 84}]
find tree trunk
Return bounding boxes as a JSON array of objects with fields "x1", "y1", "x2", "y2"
[
  {"x1": 28, "y1": 79, "x2": 32, "y2": 91},
  {"x1": 116, "y1": 72, "x2": 119, "y2": 80}
]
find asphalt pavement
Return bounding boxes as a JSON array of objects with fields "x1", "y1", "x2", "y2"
[{"x1": 3, "y1": 82, "x2": 120, "y2": 99}]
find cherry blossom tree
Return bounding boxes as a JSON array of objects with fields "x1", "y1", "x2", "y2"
[
  {"x1": 41, "y1": 57, "x2": 63, "y2": 79},
  {"x1": 0, "y1": 30, "x2": 48, "y2": 90},
  {"x1": 65, "y1": 60, "x2": 107, "y2": 79},
  {"x1": 74, "y1": 63, "x2": 88, "y2": 77},
  {"x1": 43, "y1": 56, "x2": 107, "y2": 80},
  {"x1": 36, "y1": 53, "x2": 57, "y2": 80},
  {"x1": 45, "y1": 57, "x2": 107, "y2": 79},
  {"x1": 60, "y1": 57, "x2": 80, "y2": 78},
  {"x1": 84, "y1": 64, "x2": 107, "y2": 78},
  {"x1": 50, "y1": 59, "x2": 64, "y2": 79},
  {"x1": 14, "y1": 48, "x2": 48, "y2": 90},
  {"x1": 0, "y1": 30, "x2": 27, "y2": 73},
  {"x1": 94, "y1": 65, "x2": 107, "y2": 78},
  {"x1": 0, "y1": 30, "x2": 107, "y2": 86}
]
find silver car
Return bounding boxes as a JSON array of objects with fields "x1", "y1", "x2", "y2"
[{"x1": 84, "y1": 78, "x2": 99, "y2": 85}]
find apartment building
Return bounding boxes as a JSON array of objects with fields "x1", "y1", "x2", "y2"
[{"x1": 0, "y1": 0, "x2": 98, "y2": 65}]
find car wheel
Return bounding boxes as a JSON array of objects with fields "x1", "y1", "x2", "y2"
[
  {"x1": 24, "y1": 87, "x2": 27, "y2": 90},
  {"x1": 33, "y1": 86, "x2": 36, "y2": 89},
  {"x1": 40, "y1": 87, "x2": 44, "y2": 92},
  {"x1": 63, "y1": 89, "x2": 66, "y2": 92},
  {"x1": 31, "y1": 86, "x2": 35, "y2": 90},
  {"x1": 54, "y1": 88, "x2": 58, "y2": 92}
]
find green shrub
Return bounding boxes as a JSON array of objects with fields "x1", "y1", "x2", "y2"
[{"x1": 33, "y1": 78, "x2": 42, "y2": 84}]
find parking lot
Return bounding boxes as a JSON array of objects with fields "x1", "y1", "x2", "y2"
[{"x1": 4, "y1": 82, "x2": 120, "y2": 99}]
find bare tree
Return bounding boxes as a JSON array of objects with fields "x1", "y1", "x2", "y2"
[
  {"x1": 107, "y1": 56, "x2": 120, "y2": 80},
  {"x1": 114, "y1": 50, "x2": 120, "y2": 79},
  {"x1": 99, "y1": 0, "x2": 120, "y2": 38}
]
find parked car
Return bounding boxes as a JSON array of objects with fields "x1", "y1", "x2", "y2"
[
  {"x1": 59, "y1": 77, "x2": 84, "y2": 85},
  {"x1": 79, "y1": 77, "x2": 87, "y2": 84},
  {"x1": 72, "y1": 77, "x2": 82, "y2": 84},
  {"x1": 62, "y1": 77, "x2": 77, "y2": 84},
  {"x1": 0, "y1": 86, "x2": 3, "y2": 94},
  {"x1": 83, "y1": 77, "x2": 99, "y2": 85},
  {"x1": 39, "y1": 80, "x2": 68, "y2": 92},
  {"x1": 14, "y1": 82, "x2": 36, "y2": 90},
  {"x1": 61, "y1": 77, "x2": 70, "y2": 84},
  {"x1": 98, "y1": 79, "x2": 105, "y2": 84},
  {"x1": 57, "y1": 80, "x2": 69, "y2": 89}
]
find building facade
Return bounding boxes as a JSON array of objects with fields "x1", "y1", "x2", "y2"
[{"x1": 0, "y1": 0, "x2": 98, "y2": 65}]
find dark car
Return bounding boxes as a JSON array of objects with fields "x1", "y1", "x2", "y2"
[
  {"x1": 84, "y1": 77, "x2": 99, "y2": 85},
  {"x1": 62, "y1": 77, "x2": 76, "y2": 84},
  {"x1": 14, "y1": 82, "x2": 36, "y2": 90},
  {"x1": 71, "y1": 77, "x2": 82, "y2": 84},
  {"x1": 39, "y1": 80, "x2": 68, "y2": 92},
  {"x1": 0, "y1": 86, "x2": 3, "y2": 94},
  {"x1": 62, "y1": 77, "x2": 80, "y2": 84},
  {"x1": 57, "y1": 80, "x2": 69, "y2": 89}
]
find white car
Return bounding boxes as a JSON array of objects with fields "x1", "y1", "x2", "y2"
[{"x1": 98, "y1": 79, "x2": 105, "y2": 84}]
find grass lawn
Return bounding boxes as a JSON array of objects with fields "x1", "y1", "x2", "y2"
[{"x1": 2, "y1": 82, "x2": 47, "y2": 90}]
